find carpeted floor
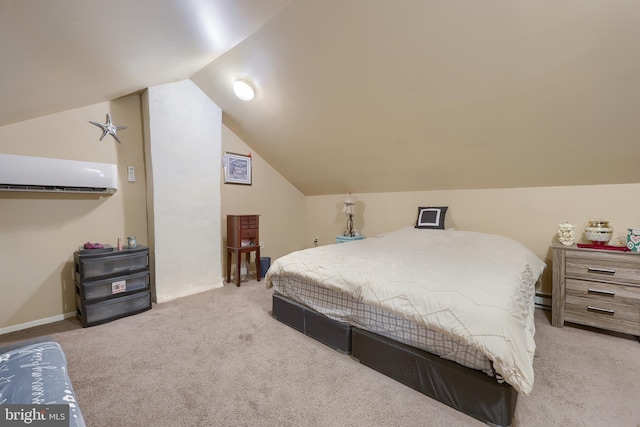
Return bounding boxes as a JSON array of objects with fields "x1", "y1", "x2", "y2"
[{"x1": 1, "y1": 280, "x2": 639, "y2": 427}]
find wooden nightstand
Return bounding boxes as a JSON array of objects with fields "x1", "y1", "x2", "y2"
[
  {"x1": 226, "y1": 214, "x2": 260, "y2": 287},
  {"x1": 552, "y1": 242, "x2": 640, "y2": 336},
  {"x1": 336, "y1": 235, "x2": 365, "y2": 244}
]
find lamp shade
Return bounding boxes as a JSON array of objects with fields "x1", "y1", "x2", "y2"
[{"x1": 343, "y1": 193, "x2": 356, "y2": 205}]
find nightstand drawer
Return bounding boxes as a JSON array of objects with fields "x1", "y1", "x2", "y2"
[
  {"x1": 566, "y1": 253, "x2": 640, "y2": 285},
  {"x1": 565, "y1": 295, "x2": 640, "y2": 335},
  {"x1": 566, "y1": 278, "x2": 640, "y2": 305}
]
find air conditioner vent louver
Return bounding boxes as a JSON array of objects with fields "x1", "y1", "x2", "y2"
[
  {"x1": 0, "y1": 184, "x2": 115, "y2": 193},
  {"x1": 0, "y1": 154, "x2": 118, "y2": 195}
]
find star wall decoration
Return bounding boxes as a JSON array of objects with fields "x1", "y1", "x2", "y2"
[{"x1": 89, "y1": 114, "x2": 127, "y2": 143}]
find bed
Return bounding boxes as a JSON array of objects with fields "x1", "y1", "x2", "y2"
[{"x1": 265, "y1": 212, "x2": 545, "y2": 426}]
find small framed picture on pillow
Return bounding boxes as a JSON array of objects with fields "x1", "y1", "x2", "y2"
[{"x1": 415, "y1": 206, "x2": 448, "y2": 229}]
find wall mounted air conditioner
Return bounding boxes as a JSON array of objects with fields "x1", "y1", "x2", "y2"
[{"x1": 0, "y1": 154, "x2": 118, "y2": 194}]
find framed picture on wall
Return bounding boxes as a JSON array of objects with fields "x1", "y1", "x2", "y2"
[{"x1": 223, "y1": 152, "x2": 252, "y2": 185}]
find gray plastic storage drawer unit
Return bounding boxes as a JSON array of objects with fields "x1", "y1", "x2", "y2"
[{"x1": 74, "y1": 246, "x2": 152, "y2": 327}]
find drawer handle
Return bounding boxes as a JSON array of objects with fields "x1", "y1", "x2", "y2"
[
  {"x1": 587, "y1": 288, "x2": 615, "y2": 297},
  {"x1": 587, "y1": 306, "x2": 615, "y2": 315},
  {"x1": 587, "y1": 267, "x2": 615, "y2": 275}
]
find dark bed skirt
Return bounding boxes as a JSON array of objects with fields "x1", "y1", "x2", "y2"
[
  {"x1": 271, "y1": 293, "x2": 517, "y2": 427},
  {"x1": 352, "y1": 327, "x2": 517, "y2": 426},
  {"x1": 272, "y1": 292, "x2": 352, "y2": 354}
]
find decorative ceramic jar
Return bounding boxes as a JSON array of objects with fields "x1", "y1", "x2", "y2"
[
  {"x1": 584, "y1": 220, "x2": 613, "y2": 245},
  {"x1": 558, "y1": 222, "x2": 577, "y2": 246}
]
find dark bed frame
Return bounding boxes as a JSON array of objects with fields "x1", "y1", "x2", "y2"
[{"x1": 272, "y1": 293, "x2": 518, "y2": 427}]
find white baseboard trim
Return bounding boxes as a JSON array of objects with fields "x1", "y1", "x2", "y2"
[
  {"x1": 535, "y1": 292, "x2": 552, "y2": 311},
  {"x1": 0, "y1": 311, "x2": 76, "y2": 335}
]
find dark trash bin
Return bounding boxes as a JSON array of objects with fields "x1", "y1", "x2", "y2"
[{"x1": 259, "y1": 257, "x2": 271, "y2": 278}]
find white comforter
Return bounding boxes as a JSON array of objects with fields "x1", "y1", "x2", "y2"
[{"x1": 266, "y1": 227, "x2": 546, "y2": 395}]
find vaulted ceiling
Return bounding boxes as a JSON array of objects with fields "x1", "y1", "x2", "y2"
[{"x1": 2, "y1": 1, "x2": 639, "y2": 195}]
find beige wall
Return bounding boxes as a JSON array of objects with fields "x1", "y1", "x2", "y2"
[
  {"x1": 0, "y1": 94, "x2": 148, "y2": 331},
  {"x1": 0, "y1": 93, "x2": 306, "y2": 331},
  {"x1": 1, "y1": 92, "x2": 637, "y2": 330},
  {"x1": 220, "y1": 125, "x2": 306, "y2": 279},
  {"x1": 306, "y1": 184, "x2": 640, "y2": 294}
]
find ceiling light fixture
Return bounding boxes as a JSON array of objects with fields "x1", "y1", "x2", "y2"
[{"x1": 233, "y1": 77, "x2": 255, "y2": 101}]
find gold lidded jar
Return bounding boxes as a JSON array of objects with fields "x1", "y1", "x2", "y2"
[{"x1": 584, "y1": 220, "x2": 613, "y2": 245}]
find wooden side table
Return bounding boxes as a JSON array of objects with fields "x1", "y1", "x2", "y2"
[{"x1": 226, "y1": 214, "x2": 261, "y2": 287}]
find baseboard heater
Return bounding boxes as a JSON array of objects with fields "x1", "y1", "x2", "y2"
[{"x1": 534, "y1": 292, "x2": 552, "y2": 311}]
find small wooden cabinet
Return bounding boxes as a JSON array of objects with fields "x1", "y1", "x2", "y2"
[
  {"x1": 226, "y1": 214, "x2": 261, "y2": 287},
  {"x1": 552, "y1": 242, "x2": 640, "y2": 336}
]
